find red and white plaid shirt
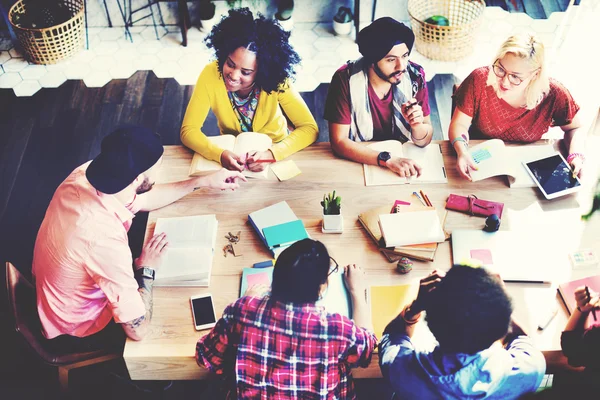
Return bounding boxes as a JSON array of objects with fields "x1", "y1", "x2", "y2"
[{"x1": 196, "y1": 296, "x2": 377, "y2": 399}]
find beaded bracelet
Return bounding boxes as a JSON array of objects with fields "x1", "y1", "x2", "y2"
[{"x1": 567, "y1": 153, "x2": 585, "y2": 164}]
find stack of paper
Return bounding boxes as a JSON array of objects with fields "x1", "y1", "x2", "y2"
[
  {"x1": 152, "y1": 214, "x2": 218, "y2": 286},
  {"x1": 248, "y1": 201, "x2": 309, "y2": 257}
]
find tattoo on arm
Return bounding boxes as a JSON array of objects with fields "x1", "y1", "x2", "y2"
[{"x1": 124, "y1": 277, "x2": 154, "y2": 333}]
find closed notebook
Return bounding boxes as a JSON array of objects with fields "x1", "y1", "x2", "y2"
[
  {"x1": 378, "y1": 209, "x2": 445, "y2": 247},
  {"x1": 248, "y1": 201, "x2": 300, "y2": 250},
  {"x1": 263, "y1": 220, "x2": 308, "y2": 249}
]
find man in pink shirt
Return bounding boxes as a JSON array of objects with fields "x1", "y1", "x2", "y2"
[{"x1": 33, "y1": 126, "x2": 246, "y2": 352}]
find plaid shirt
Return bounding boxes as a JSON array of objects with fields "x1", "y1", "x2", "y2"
[{"x1": 196, "y1": 296, "x2": 377, "y2": 399}]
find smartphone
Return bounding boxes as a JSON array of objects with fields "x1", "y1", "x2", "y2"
[{"x1": 190, "y1": 294, "x2": 217, "y2": 331}]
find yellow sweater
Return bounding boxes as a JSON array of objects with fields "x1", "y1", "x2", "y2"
[{"x1": 181, "y1": 62, "x2": 318, "y2": 162}]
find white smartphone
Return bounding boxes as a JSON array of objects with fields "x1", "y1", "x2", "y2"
[{"x1": 190, "y1": 294, "x2": 217, "y2": 331}]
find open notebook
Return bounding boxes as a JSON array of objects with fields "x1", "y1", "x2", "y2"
[
  {"x1": 468, "y1": 139, "x2": 555, "y2": 187},
  {"x1": 152, "y1": 214, "x2": 218, "y2": 286},
  {"x1": 363, "y1": 140, "x2": 447, "y2": 186},
  {"x1": 189, "y1": 132, "x2": 272, "y2": 179}
]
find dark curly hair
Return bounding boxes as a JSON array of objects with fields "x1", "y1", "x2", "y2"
[
  {"x1": 425, "y1": 265, "x2": 513, "y2": 355},
  {"x1": 204, "y1": 8, "x2": 301, "y2": 94}
]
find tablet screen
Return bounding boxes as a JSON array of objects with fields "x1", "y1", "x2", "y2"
[
  {"x1": 525, "y1": 154, "x2": 580, "y2": 196},
  {"x1": 191, "y1": 296, "x2": 216, "y2": 326}
]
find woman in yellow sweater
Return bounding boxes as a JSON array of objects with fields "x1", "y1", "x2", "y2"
[{"x1": 181, "y1": 8, "x2": 318, "y2": 172}]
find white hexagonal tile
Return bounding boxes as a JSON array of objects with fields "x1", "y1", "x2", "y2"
[
  {"x1": 293, "y1": 75, "x2": 319, "y2": 92},
  {"x1": 90, "y1": 55, "x2": 116, "y2": 71},
  {"x1": 337, "y1": 43, "x2": 361, "y2": 60},
  {"x1": 312, "y1": 50, "x2": 343, "y2": 67},
  {"x1": 0, "y1": 38, "x2": 12, "y2": 51},
  {"x1": 294, "y1": 45, "x2": 317, "y2": 60},
  {"x1": 486, "y1": 19, "x2": 514, "y2": 36},
  {"x1": 178, "y1": 53, "x2": 209, "y2": 73},
  {"x1": 128, "y1": 26, "x2": 147, "y2": 34},
  {"x1": 64, "y1": 63, "x2": 91, "y2": 79},
  {"x1": 313, "y1": 36, "x2": 342, "y2": 51},
  {"x1": 140, "y1": 26, "x2": 163, "y2": 41},
  {"x1": 83, "y1": 70, "x2": 112, "y2": 87},
  {"x1": 86, "y1": 34, "x2": 102, "y2": 48},
  {"x1": 20, "y1": 64, "x2": 47, "y2": 80},
  {"x1": 109, "y1": 62, "x2": 136, "y2": 79},
  {"x1": 531, "y1": 20, "x2": 557, "y2": 34},
  {"x1": 510, "y1": 12, "x2": 533, "y2": 27},
  {"x1": 484, "y1": 6, "x2": 510, "y2": 20},
  {"x1": 93, "y1": 41, "x2": 120, "y2": 56},
  {"x1": 153, "y1": 60, "x2": 182, "y2": 78},
  {"x1": 113, "y1": 48, "x2": 137, "y2": 62},
  {"x1": 173, "y1": 70, "x2": 198, "y2": 86},
  {"x1": 313, "y1": 23, "x2": 334, "y2": 37},
  {"x1": 99, "y1": 27, "x2": 127, "y2": 41},
  {"x1": 510, "y1": 26, "x2": 536, "y2": 36},
  {"x1": 133, "y1": 54, "x2": 160, "y2": 70},
  {"x1": 8, "y1": 47, "x2": 22, "y2": 58},
  {"x1": 0, "y1": 51, "x2": 10, "y2": 64},
  {"x1": 297, "y1": 60, "x2": 318, "y2": 76},
  {"x1": 158, "y1": 46, "x2": 184, "y2": 62},
  {"x1": 0, "y1": 72, "x2": 22, "y2": 88},
  {"x1": 116, "y1": 34, "x2": 142, "y2": 49},
  {"x1": 0, "y1": 67, "x2": 3, "y2": 76},
  {"x1": 290, "y1": 29, "x2": 318, "y2": 47},
  {"x1": 72, "y1": 50, "x2": 96, "y2": 65},
  {"x1": 45, "y1": 59, "x2": 72, "y2": 72},
  {"x1": 138, "y1": 40, "x2": 163, "y2": 55},
  {"x1": 87, "y1": 27, "x2": 104, "y2": 36},
  {"x1": 185, "y1": 28, "x2": 205, "y2": 42},
  {"x1": 548, "y1": 12, "x2": 567, "y2": 26},
  {"x1": 13, "y1": 79, "x2": 41, "y2": 96},
  {"x1": 39, "y1": 70, "x2": 67, "y2": 88},
  {"x1": 161, "y1": 32, "x2": 185, "y2": 47},
  {"x1": 3, "y1": 58, "x2": 28, "y2": 72},
  {"x1": 314, "y1": 65, "x2": 338, "y2": 83}
]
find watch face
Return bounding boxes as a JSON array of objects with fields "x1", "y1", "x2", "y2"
[
  {"x1": 379, "y1": 151, "x2": 391, "y2": 162},
  {"x1": 140, "y1": 267, "x2": 155, "y2": 279}
]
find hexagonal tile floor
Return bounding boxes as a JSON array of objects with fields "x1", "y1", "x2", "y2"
[{"x1": 0, "y1": 7, "x2": 574, "y2": 97}]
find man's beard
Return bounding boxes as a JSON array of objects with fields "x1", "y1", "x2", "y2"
[
  {"x1": 136, "y1": 176, "x2": 155, "y2": 194},
  {"x1": 373, "y1": 63, "x2": 406, "y2": 86}
]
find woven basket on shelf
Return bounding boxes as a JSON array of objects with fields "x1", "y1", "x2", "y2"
[
  {"x1": 408, "y1": 0, "x2": 486, "y2": 62},
  {"x1": 8, "y1": 0, "x2": 85, "y2": 65}
]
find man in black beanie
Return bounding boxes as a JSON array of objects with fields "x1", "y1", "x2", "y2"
[
  {"x1": 324, "y1": 17, "x2": 433, "y2": 177},
  {"x1": 32, "y1": 126, "x2": 246, "y2": 352}
]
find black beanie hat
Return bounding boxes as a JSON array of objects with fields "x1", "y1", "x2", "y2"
[
  {"x1": 86, "y1": 126, "x2": 164, "y2": 194},
  {"x1": 357, "y1": 17, "x2": 415, "y2": 63}
]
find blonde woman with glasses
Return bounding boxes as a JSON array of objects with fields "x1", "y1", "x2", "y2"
[{"x1": 449, "y1": 34, "x2": 585, "y2": 181}]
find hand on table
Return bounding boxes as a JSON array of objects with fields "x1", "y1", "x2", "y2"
[
  {"x1": 456, "y1": 151, "x2": 478, "y2": 181},
  {"x1": 386, "y1": 157, "x2": 422, "y2": 178},
  {"x1": 134, "y1": 232, "x2": 169, "y2": 270},
  {"x1": 199, "y1": 169, "x2": 247, "y2": 191},
  {"x1": 220, "y1": 150, "x2": 245, "y2": 172},
  {"x1": 244, "y1": 150, "x2": 275, "y2": 172},
  {"x1": 343, "y1": 264, "x2": 368, "y2": 299}
]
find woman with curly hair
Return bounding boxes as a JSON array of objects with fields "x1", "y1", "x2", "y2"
[{"x1": 181, "y1": 8, "x2": 318, "y2": 172}]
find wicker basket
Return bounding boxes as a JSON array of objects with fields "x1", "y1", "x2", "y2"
[
  {"x1": 8, "y1": 0, "x2": 85, "y2": 65},
  {"x1": 408, "y1": 0, "x2": 486, "y2": 62}
]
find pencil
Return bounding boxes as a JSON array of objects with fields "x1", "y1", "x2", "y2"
[
  {"x1": 420, "y1": 190, "x2": 432, "y2": 207},
  {"x1": 253, "y1": 159, "x2": 276, "y2": 163},
  {"x1": 586, "y1": 286, "x2": 597, "y2": 321},
  {"x1": 413, "y1": 192, "x2": 427, "y2": 206}
]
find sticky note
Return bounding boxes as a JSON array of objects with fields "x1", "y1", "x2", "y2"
[
  {"x1": 470, "y1": 249, "x2": 493, "y2": 265},
  {"x1": 247, "y1": 272, "x2": 270, "y2": 288},
  {"x1": 271, "y1": 160, "x2": 301, "y2": 181}
]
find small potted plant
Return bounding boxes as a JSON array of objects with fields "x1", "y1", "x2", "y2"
[
  {"x1": 321, "y1": 190, "x2": 343, "y2": 233},
  {"x1": 332, "y1": 6, "x2": 353, "y2": 36},
  {"x1": 275, "y1": 0, "x2": 294, "y2": 31}
]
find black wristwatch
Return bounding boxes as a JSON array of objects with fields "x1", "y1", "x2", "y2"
[
  {"x1": 135, "y1": 266, "x2": 155, "y2": 281},
  {"x1": 377, "y1": 151, "x2": 391, "y2": 167}
]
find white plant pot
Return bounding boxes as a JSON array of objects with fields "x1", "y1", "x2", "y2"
[
  {"x1": 323, "y1": 212, "x2": 343, "y2": 232},
  {"x1": 277, "y1": 17, "x2": 294, "y2": 32},
  {"x1": 333, "y1": 20, "x2": 352, "y2": 36}
]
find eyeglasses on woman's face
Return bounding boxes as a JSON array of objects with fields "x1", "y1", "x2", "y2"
[
  {"x1": 492, "y1": 60, "x2": 539, "y2": 86},
  {"x1": 328, "y1": 257, "x2": 339, "y2": 277}
]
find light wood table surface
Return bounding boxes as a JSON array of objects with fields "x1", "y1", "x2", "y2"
[{"x1": 124, "y1": 140, "x2": 597, "y2": 380}]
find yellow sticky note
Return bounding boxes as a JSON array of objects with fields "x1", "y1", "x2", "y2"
[{"x1": 271, "y1": 160, "x2": 301, "y2": 181}]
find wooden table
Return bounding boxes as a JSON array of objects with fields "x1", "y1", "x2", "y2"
[{"x1": 124, "y1": 140, "x2": 598, "y2": 380}]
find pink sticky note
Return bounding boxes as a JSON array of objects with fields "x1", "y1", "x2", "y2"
[
  {"x1": 470, "y1": 249, "x2": 493, "y2": 265},
  {"x1": 247, "y1": 272, "x2": 270, "y2": 288}
]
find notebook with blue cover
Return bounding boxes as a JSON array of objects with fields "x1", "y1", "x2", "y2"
[{"x1": 263, "y1": 220, "x2": 308, "y2": 249}]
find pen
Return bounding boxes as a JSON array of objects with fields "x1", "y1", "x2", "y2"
[
  {"x1": 586, "y1": 286, "x2": 597, "y2": 321},
  {"x1": 413, "y1": 192, "x2": 427, "y2": 206},
  {"x1": 253, "y1": 159, "x2": 276, "y2": 163},
  {"x1": 420, "y1": 190, "x2": 432, "y2": 207}
]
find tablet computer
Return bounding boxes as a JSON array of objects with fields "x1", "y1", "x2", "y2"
[{"x1": 523, "y1": 153, "x2": 581, "y2": 199}]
